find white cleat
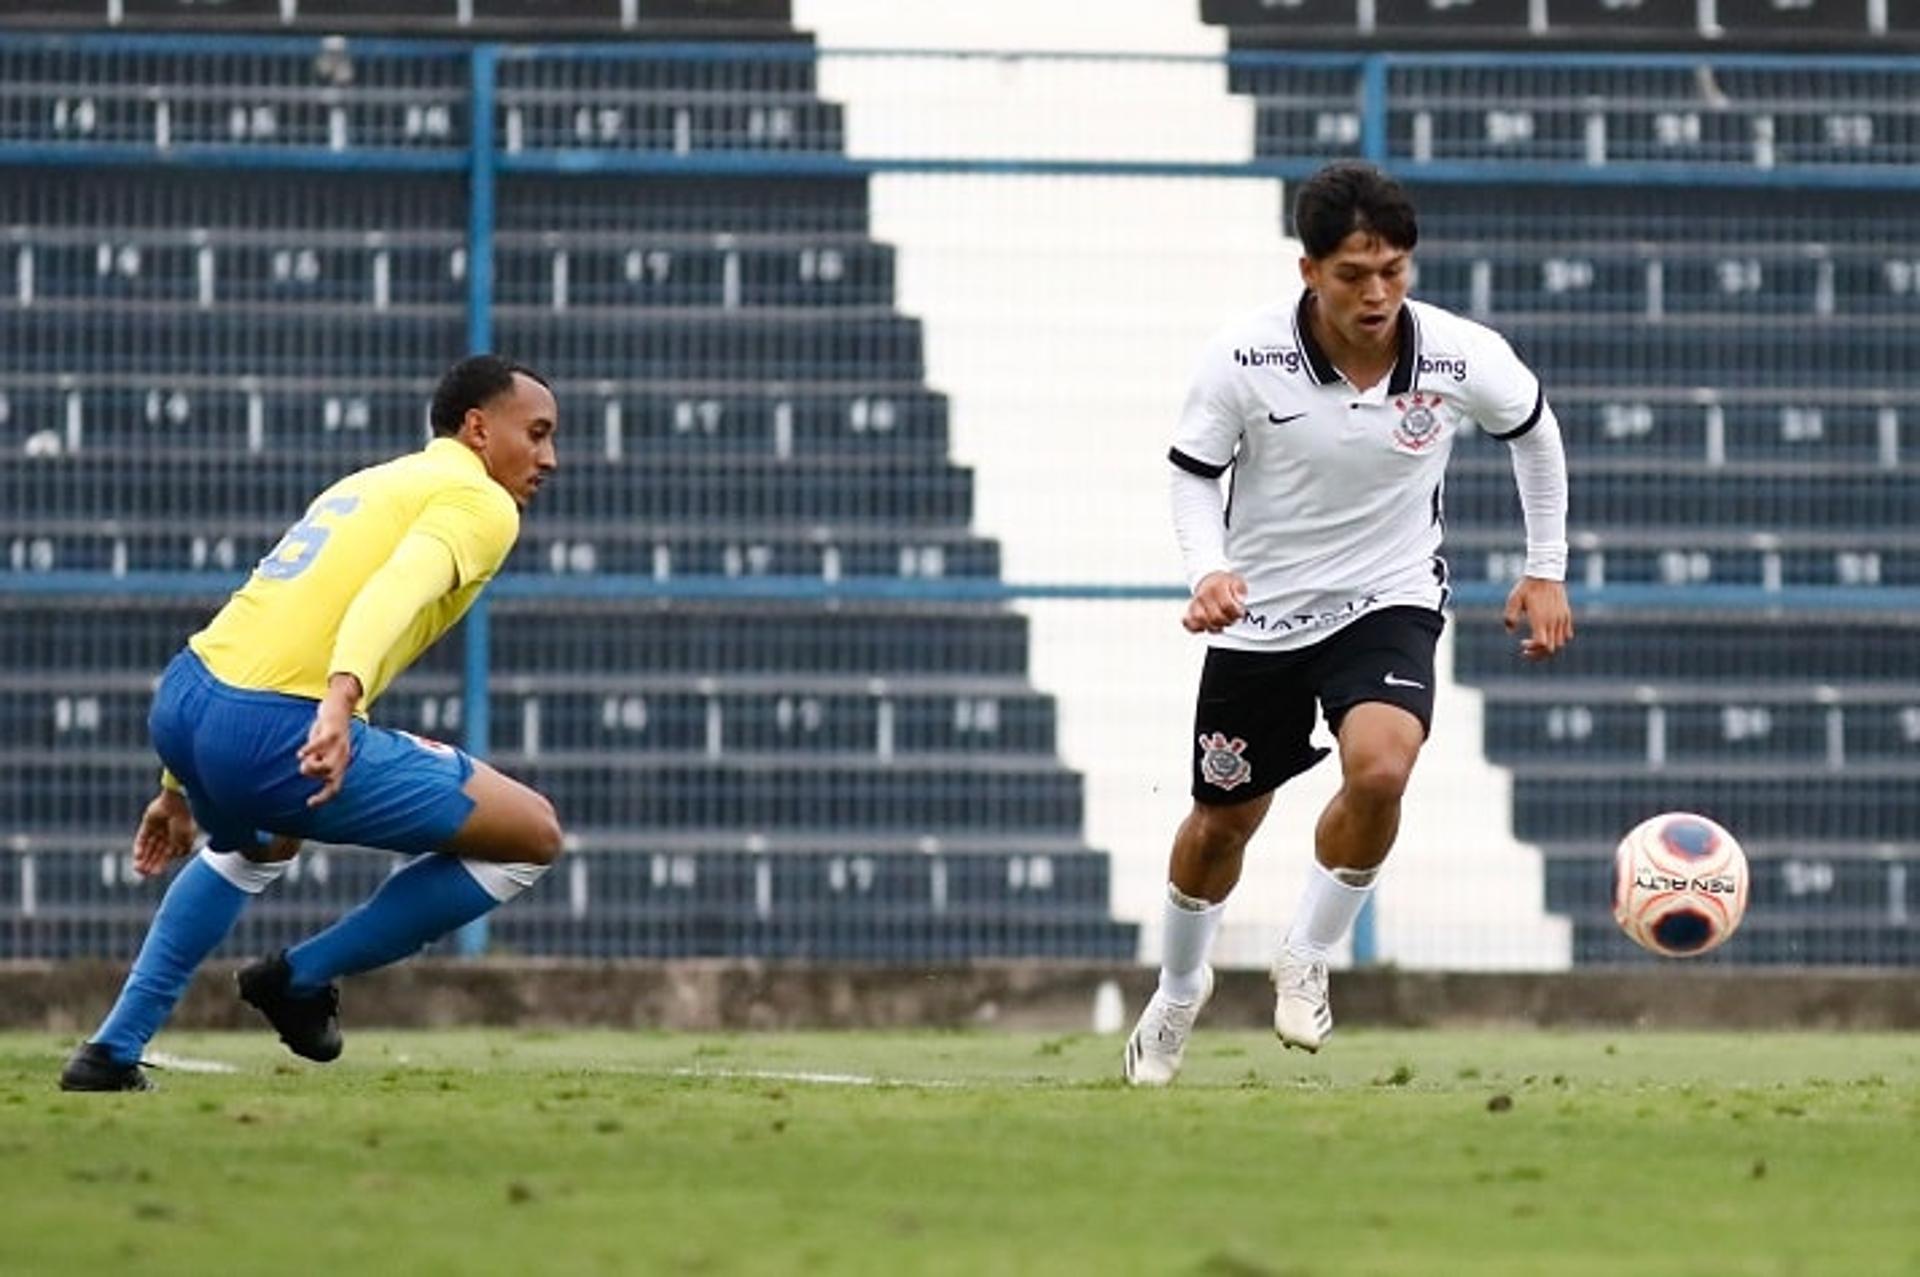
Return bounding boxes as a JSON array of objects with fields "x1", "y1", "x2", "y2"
[
  {"x1": 1272, "y1": 948, "x2": 1333, "y2": 1052},
  {"x1": 1123, "y1": 965, "x2": 1215, "y2": 1088}
]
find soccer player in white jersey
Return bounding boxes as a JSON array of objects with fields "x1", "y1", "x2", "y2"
[{"x1": 1124, "y1": 160, "x2": 1573, "y2": 1086}]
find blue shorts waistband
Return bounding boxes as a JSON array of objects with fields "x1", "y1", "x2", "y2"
[{"x1": 173, "y1": 648, "x2": 324, "y2": 710}]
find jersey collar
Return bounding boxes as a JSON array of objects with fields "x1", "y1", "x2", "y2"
[
  {"x1": 425, "y1": 435, "x2": 490, "y2": 477},
  {"x1": 1293, "y1": 292, "x2": 1421, "y2": 396}
]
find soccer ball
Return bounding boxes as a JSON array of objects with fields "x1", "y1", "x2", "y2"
[{"x1": 1612, "y1": 812, "x2": 1749, "y2": 958}]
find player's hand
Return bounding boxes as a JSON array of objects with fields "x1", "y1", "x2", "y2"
[
  {"x1": 132, "y1": 790, "x2": 198, "y2": 878},
  {"x1": 1183, "y1": 571, "x2": 1249, "y2": 634},
  {"x1": 299, "y1": 681, "x2": 360, "y2": 808},
  {"x1": 1504, "y1": 575, "x2": 1574, "y2": 662}
]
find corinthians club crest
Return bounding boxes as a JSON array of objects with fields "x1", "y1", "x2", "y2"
[
  {"x1": 1391, "y1": 390, "x2": 1446, "y2": 453},
  {"x1": 1197, "y1": 731, "x2": 1252, "y2": 790}
]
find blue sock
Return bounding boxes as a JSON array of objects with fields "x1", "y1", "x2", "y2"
[
  {"x1": 284, "y1": 855, "x2": 497, "y2": 993},
  {"x1": 93, "y1": 856, "x2": 251, "y2": 1066}
]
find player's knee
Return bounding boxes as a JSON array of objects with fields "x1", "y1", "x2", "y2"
[
  {"x1": 524, "y1": 793, "x2": 564, "y2": 866},
  {"x1": 1187, "y1": 801, "x2": 1261, "y2": 856},
  {"x1": 1344, "y1": 754, "x2": 1414, "y2": 806}
]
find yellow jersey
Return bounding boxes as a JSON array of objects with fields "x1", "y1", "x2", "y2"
[{"x1": 190, "y1": 438, "x2": 520, "y2": 708}]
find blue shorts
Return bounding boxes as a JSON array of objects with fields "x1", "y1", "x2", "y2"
[{"x1": 149, "y1": 649, "x2": 477, "y2": 855}]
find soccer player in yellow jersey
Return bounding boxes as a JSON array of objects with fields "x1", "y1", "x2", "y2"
[{"x1": 61, "y1": 355, "x2": 562, "y2": 1091}]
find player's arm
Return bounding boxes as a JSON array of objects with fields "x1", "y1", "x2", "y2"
[
  {"x1": 1459, "y1": 324, "x2": 1574, "y2": 662},
  {"x1": 299, "y1": 482, "x2": 516, "y2": 805},
  {"x1": 1169, "y1": 463, "x2": 1245, "y2": 633},
  {"x1": 1494, "y1": 395, "x2": 1573, "y2": 661},
  {"x1": 1169, "y1": 331, "x2": 1248, "y2": 634},
  {"x1": 298, "y1": 533, "x2": 459, "y2": 806}
]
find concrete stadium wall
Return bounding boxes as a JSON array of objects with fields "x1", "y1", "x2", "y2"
[{"x1": 10, "y1": 962, "x2": 1920, "y2": 1035}]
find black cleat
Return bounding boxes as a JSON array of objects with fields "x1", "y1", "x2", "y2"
[
  {"x1": 236, "y1": 952, "x2": 343, "y2": 1063},
  {"x1": 59, "y1": 1042, "x2": 154, "y2": 1092}
]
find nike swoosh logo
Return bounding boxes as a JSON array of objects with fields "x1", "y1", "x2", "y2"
[
  {"x1": 1267, "y1": 412, "x2": 1307, "y2": 426},
  {"x1": 1383, "y1": 673, "x2": 1426, "y2": 689}
]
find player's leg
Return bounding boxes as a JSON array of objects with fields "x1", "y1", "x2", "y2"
[
  {"x1": 1273, "y1": 607, "x2": 1441, "y2": 1052},
  {"x1": 1126, "y1": 649, "x2": 1326, "y2": 1087},
  {"x1": 63, "y1": 655, "x2": 303, "y2": 1091},
  {"x1": 1124, "y1": 795, "x2": 1268, "y2": 1088},
  {"x1": 64, "y1": 834, "x2": 299, "y2": 1092},
  {"x1": 279, "y1": 759, "x2": 560, "y2": 993},
  {"x1": 245, "y1": 735, "x2": 563, "y2": 1060}
]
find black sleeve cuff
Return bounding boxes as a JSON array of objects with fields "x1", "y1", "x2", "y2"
[
  {"x1": 1487, "y1": 384, "x2": 1545, "y2": 442},
  {"x1": 1169, "y1": 447, "x2": 1230, "y2": 479}
]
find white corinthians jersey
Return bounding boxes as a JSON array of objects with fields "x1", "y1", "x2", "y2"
[{"x1": 1170, "y1": 294, "x2": 1546, "y2": 651}]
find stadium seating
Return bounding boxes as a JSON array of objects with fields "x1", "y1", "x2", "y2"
[
  {"x1": 1202, "y1": 20, "x2": 1920, "y2": 966},
  {"x1": 4, "y1": 0, "x2": 802, "y2": 37},
  {"x1": 1206, "y1": 0, "x2": 1906, "y2": 48},
  {"x1": 0, "y1": 21, "x2": 1138, "y2": 962},
  {"x1": 9, "y1": 15, "x2": 1919, "y2": 972}
]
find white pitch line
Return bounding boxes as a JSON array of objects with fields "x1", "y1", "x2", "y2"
[
  {"x1": 144, "y1": 1051, "x2": 239, "y2": 1074},
  {"x1": 669, "y1": 1067, "x2": 965, "y2": 1089}
]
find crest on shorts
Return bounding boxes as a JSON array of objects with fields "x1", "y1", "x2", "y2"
[
  {"x1": 1391, "y1": 390, "x2": 1446, "y2": 452},
  {"x1": 1197, "y1": 731, "x2": 1253, "y2": 790}
]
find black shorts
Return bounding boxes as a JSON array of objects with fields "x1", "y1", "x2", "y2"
[{"x1": 1190, "y1": 605, "x2": 1445, "y2": 805}]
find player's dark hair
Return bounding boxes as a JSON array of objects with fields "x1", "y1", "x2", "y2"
[
  {"x1": 429, "y1": 354, "x2": 550, "y2": 437},
  {"x1": 1292, "y1": 161, "x2": 1419, "y2": 260}
]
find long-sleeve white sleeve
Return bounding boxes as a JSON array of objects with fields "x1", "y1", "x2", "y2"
[
  {"x1": 1506, "y1": 404, "x2": 1569, "y2": 581},
  {"x1": 1169, "y1": 463, "x2": 1232, "y2": 590}
]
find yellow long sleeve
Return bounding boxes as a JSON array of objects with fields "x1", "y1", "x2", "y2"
[{"x1": 326, "y1": 533, "x2": 459, "y2": 695}]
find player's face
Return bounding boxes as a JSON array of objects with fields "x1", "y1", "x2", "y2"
[
  {"x1": 474, "y1": 373, "x2": 559, "y2": 507},
  {"x1": 1300, "y1": 231, "x2": 1411, "y2": 355}
]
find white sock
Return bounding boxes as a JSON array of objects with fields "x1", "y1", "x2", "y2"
[
  {"x1": 1157, "y1": 883, "x2": 1224, "y2": 1002},
  {"x1": 1282, "y1": 860, "x2": 1376, "y2": 959},
  {"x1": 199, "y1": 847, "x2": 290, "y2": 895},
  {"x1": 457, "y1": 857, "x2": 551, "y2": 903}
]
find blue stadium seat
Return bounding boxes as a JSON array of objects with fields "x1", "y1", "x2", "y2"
[
  {"x1": 497, "y1": 93, "x2": 844, "y2": 155},
  {"x1": 1566, "y1": 917, "x2": 1920, "y2": 966},
  {"x1": 0, "y1": 598, "x2": 1045, "y2": 679},
  {"x1": 1203, "y1": 0, "x2": 1361, "y2": 42},
  {"x1": 1548, "y1": 395, "x2": 1905, "y2": 466},
  {"x1": 1376, "y1": 0, "x2": 1530, "y2": 38},
  {"x1": 1442, "y1": 461, "x2": 1920, "y2": 531},
  {"x1": 1441, "y1": 539, "x2": 1920, "y2": 590},
  {"x1": 499, "y1": 175, "x2": 872, "y2": 236},
  {"x1": 426, "y1": 688, "x2": 1058, "y2": 756},
  {"x1": 0, "y1": 680, "x2": 1064, "y2": 759},
  {"x1": 1512, "y1": 773, "x2": 1920, "y2": 842},
  {"x1": 1543, "y1": 846, "x2": 1919, "y2": 920},
  {"x1": 0, "y1": 307, "x2": 930, "y2": 380},
  {"x1": 0, "y1": 45, "x2": 469, "y2": 149},
  {"x1": 494, "y1": 239, "x2": 894, "y2": 310},
  {"x1": 506, "y1": 531, "x2": 1002, "y2": 581},
  {"x1": 1485, "y1": 698, "x2": 1850, "y2": 767},
  {"x1": 1454, "y1": 611, "x2": 1920, "y2": 684},
  {"x1": 484, "y1": 913, "x2": 1139, "y2": 962},
  {"x1": 0, "y1": 455, "x2": 979, "y2": 525},
  {"x1": 0, "y1": 525, "x2": 1001, "y2": 578},
  {"x1": 0, "y1": 838, "x2": 1135, "y2": 963},
  {"x1": 1412, "y1": 247, "x2": 1911, "y2": 320},
  {"x1": 0, "y1": 380, "x2": 951, "y2": 460},
  {"x1": 7, "y1": 754, "x2": 1089, "y2": 835}
]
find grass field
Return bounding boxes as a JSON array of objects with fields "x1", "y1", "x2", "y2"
[{"x1": 4, "y1": 1027, "x2": 1916, "y2": 1276}]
